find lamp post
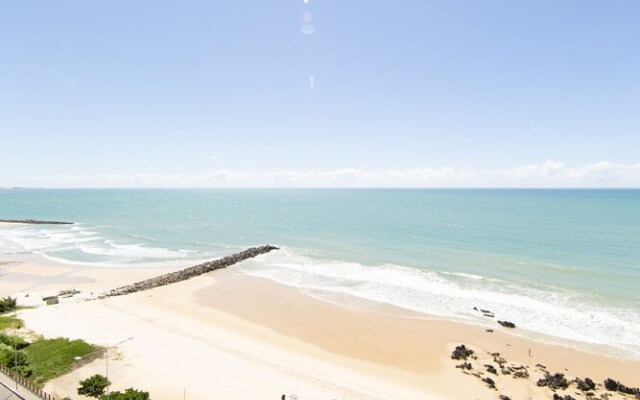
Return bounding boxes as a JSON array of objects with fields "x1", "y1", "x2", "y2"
[
  {"x1": 104, "y1": 337, "x2": 134, "y2": 395},
  {"x1": 72, "y1": 336, "x2": 133, "y2": 397},
  {"x1": 12, "y1": 313, "x2": 17, "y2": 391}
]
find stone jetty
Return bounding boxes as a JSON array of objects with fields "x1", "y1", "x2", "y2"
[
  {"x1": 101, "y1": 245, "x2": 279, "y2": 298},
  {"x1": 0, "y1": 219, "x2": 73, "y2": 225}
]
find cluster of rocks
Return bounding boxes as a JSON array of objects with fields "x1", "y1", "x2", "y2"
[
  {"x1": 450, "y1": 345, "x2": 640, "y2": 400},
  {"x1": 101, "y1": 245, "x2": 279, "y2": 298},
  {"x1": 471, "y1": 307, "x2": 517, "y2": 329},
  {"x1": 0, "y1": 219, "x2": 73, "y2": 225},
  {"x1": 604, "y1": 378, "x2": 640, "y2": 398},
  {"x1": 537, "y1": 372, "x2": 569, "y2": 390},
  {"x1": 473, "y1": 307, "x2": 495, "y2": 318},
  {"x1": 451, "y1": 344, "x2": 475, "y2": 361}
]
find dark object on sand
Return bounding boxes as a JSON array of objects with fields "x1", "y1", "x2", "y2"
[
  {"x1": 499, "y1": 396, "x2": 511, "y2": 400},
  {"x1": 455, "y1": 362, "x2": 472, "y2": 370},
  {"x1": 498, "y1": 320, "x2": 516, "y2": 328},
  {"x1": 451, "y1": 345, "x2": 474, "y2": 360},
  {"x1": 604, "y1": 378, "x2": 640, "y2": 396},
  {"x1": 485, "y1": 364, "x2": 498, "y2": 375},
  {"x1": 537, "y1": 372, "x2": 569, "y2": 390},
  {"x1": 486, "y1": 329, "x2": 494, "y2": 333},
  {"x1": 576, "y1": 377, "x2": 596, "y2": 391},
  {"x1": 482, "y1": 377, "x2": 496, "y2": 389},
  {"x1": 553, "y1": 394, "x2": 576, "y2": 400}
]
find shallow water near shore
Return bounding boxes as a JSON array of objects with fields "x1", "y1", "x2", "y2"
[{"x1": 1, "y1": 188, "x2": 639, "y2": 357}]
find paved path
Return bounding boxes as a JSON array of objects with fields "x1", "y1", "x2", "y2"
[{"x1": 0, "y1": 370, "x2": 44, "y2": 400}]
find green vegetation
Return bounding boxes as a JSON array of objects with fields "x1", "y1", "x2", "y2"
[
  {"x1": 78, "y1": 374, "x2": 111, "y2": 398},
  {"x1": 0, "y1": 315, "x2": 22, "y2": 330},
  {"x1": 0, "y1": 297, "x2": 17, "y2": 314},
  {"x1": 0, "y1": 347, "x2": 32, "y2": 377},
  {"x1": 0, "y1": 332, "x2": 29, "y2": 349},
  {"x1": 23, "y1": 337, "x2": 100, "y2": 386},
  {"x1": 100, "y1": 388, "x2": 151, "y2": 400}
]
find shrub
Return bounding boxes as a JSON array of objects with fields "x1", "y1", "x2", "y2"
[
  {"x1": 0, "y1": 297, "x2": 17, "y2": 314},
  {"x1": 0, "y1": 333, "x2": 30, "y2": 350},
  {"x1": 100, "y1": 388, "x2": 150, "y2": 400},
  {"x1": 0, "y1": 348, "x2": 32, "y2": 377},
  {"x1": 78, "y1": 374, "x2": 111, "y2": 398}
]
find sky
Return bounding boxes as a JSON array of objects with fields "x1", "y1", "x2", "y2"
[{"x1": 1, "y1": 1, "x2": 639, "y2": 188}]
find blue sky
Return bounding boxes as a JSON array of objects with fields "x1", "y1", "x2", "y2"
[{"x1": 1, "y1": 1, "x2": 639, "y2": 187}]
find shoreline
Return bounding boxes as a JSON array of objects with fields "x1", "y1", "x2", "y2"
[{"x1": 1, "y1": 256, "x2": 638, "y2": 399}]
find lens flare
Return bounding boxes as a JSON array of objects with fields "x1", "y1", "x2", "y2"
[
  {"x1": 302, "y1": 12, "x2": 312, "y2": 23},
  {"x1": 301, "y1": 24, "x2": 316, "y2": 35}
]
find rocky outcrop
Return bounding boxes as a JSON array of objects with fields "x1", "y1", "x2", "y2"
[
  {"x1": 575, "y1": 377, "x2": 595, "y2": 391},
  {"x1": 451, "y1": 344, "x2": 475, "y2": 360},
  {"x1": 101, "y1": 245, "x2": 279, "y2": 298},
  {"x1": 604, "y1": 378, "x2": 640, "y2": 397},
  {"x1": 0, "y1": 219, "x2": 73, "y2": 225},
  {"x1": 537, "y1": 372, "x2": 569, "y2": 390}
]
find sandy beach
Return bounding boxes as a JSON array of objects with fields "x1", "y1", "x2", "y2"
[{"x1": 1, "y1": 243, "x2": 638, "y2": 400}]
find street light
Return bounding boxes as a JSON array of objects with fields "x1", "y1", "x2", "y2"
[
  {"x1": 72, "y1": 336, "x2": 134, "y2": 396},
  {"x1": 105, "y1": 337, "x2": 134, "y2": 395},
  {"x1": 12, "y1": 313, "x2": 17, "y2": 391}
]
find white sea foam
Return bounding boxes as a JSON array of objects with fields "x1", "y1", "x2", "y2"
[
  {"x1": 241, "y1": 248, "x2": 640, "y2": 358},
  {"x1": 0, "y1": 224, "x2": 203, "y2": 267}
]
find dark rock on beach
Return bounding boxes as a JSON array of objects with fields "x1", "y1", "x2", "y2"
[
  {"x1": 553, "y1": 394, "x2": 576, "y2": 400},
  {"x1": 451, "y1": 345, "x2": 474, "y2": 360},
  {"x1": 604, "y1": 378, "x2": 619, "y2": 391},
  {"x1": 455, "y1": 362, "x2": 473, "y2": 370},
  {"x1": 482, "y1": 377, "x2": 496, "y2": 389},
  {"x1": 512, "y1": 369, "x2": 529, "y2": 379},
  {"x1": 576, "y1": 377, "x2": 596, "y2": 391},
  {"x1": 499, "y1": 395, "x2": 511, "y2": 400},
  {"x1": 485, "y1": 364, "x2": 498, "y2": 375},
  {"x1": 537, "y1": 372, "x2": 569, "y2": 390},
  {"x1": 604, "y1": 378, "x2": 640, "y2": 396},
  {"x1": 497, "y1": 320, "x2": 516, "y2": 328}
]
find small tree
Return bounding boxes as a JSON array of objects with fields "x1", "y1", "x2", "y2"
[
  {"x1": 78, "y1": 374, "x2": 111, "y2": 398},
  {"x1": 100, "y1": 388, "x2": 150, "y2": 400},
  {"x1": 0, "y1": 297, "x2": 17, "y2": 313},
  {"x1": 0, "y1": 348, "x2": 31, "y2": 377}
]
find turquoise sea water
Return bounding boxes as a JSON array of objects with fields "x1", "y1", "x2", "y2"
[{"x1": 1, "y1": 189, "x2": 639, "y2": 356}]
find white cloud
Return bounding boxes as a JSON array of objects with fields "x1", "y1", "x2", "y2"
[{"x1": 4, "y1": 161, "x2": 640, "y2": 188}]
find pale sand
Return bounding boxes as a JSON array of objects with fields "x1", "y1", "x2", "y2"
[{"x1": 7, "y1": 260, "x2": 640, "y2": 399}]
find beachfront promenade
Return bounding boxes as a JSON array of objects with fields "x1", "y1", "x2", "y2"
[
  {"x1": 0, "y1": 370, "x2": 46, "y2": 400},
  {"x1": 0, "y1": 366, "x2": 56, "y2": 400}
]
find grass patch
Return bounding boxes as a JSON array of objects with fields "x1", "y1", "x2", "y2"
[
  {"x1": 0, "y1": 315, "x2": 22, "y2": 331},
  {"x1": 23, "y1": 337, "x2": 100, "y2": 387}
]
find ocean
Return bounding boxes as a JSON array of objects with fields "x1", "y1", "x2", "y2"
[{"x1": 1, "y1": 189, "x2": 638, "y2": 357}]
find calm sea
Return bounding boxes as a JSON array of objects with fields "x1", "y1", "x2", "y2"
[{"x1": 1, "y1": 189, "x2": 638, "y2": 356}]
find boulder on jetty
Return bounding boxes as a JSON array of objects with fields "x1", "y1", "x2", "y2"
[
  {"x1": 102, "y1": 245, "x2": 279, "y2": 298},
  {"x1": 0, "y1": 219, "x2": 73, "y2": 225}
]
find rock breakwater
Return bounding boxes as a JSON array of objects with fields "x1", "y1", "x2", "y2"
[
  {"x1": 101, "y1": 245, "x2": 279, "y2": 298},
  {"x1": 0, "y1": 219, "x2": 73, "y2": 225}
]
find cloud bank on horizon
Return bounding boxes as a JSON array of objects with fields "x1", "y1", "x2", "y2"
[{"x1": 5, "y1": 161, "x2": 640, "y2": 189}]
